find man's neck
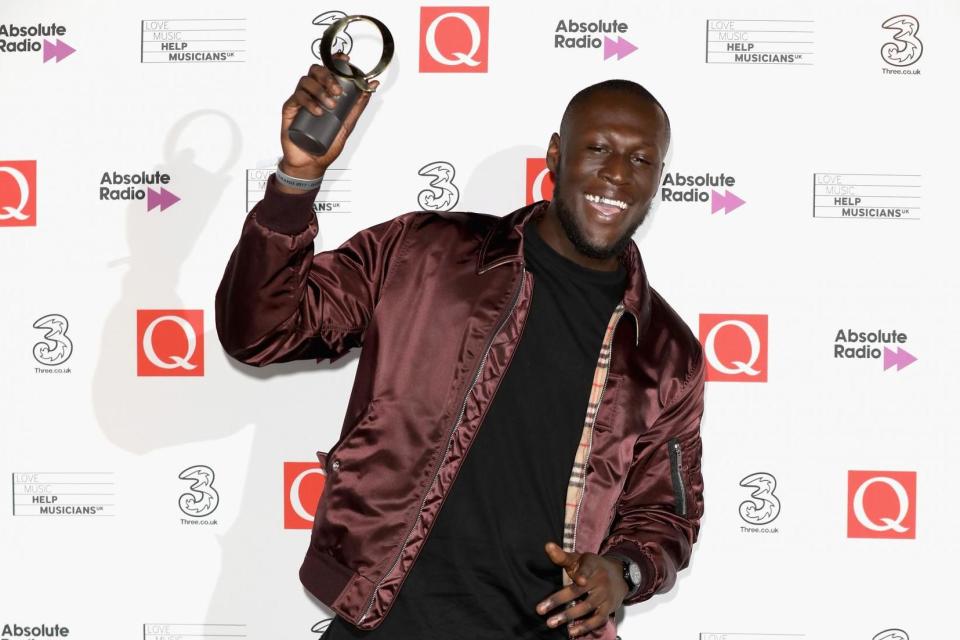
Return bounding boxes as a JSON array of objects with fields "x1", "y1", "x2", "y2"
[{"x1": 535, "y1": 204, "x2": 621, "y2": 272}]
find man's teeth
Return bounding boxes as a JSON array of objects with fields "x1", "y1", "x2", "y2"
[{"x1": 584, "y1": 194, "x2": 627, "y2": 210}]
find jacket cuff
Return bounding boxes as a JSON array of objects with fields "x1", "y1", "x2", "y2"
[
  {"x1": 604, "y1": 543, "x2": 658, "y2": 604},
  {"x1": 254, "y1": 173, "x2": 320, "y2": 235}
]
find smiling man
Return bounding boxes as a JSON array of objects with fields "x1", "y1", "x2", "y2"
[{"x1": 216, "y1": 70, "x2": 705, "y2": 640}]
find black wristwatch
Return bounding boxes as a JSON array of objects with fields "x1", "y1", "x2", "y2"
[{"x1": 605, "y1": 553, "x2": 642, "y2": 597}]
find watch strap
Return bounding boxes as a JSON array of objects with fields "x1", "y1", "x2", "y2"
[{"x1": 604, "y1": 552, "x2": 642, "y2": 598}]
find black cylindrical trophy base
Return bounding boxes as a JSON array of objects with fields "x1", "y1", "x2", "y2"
[{"x1": 288, "y1": 73, "x2": 361, "y2": 156}]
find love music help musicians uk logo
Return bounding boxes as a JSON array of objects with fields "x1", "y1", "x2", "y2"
[
  {"x1": 699, "y1": 314, "x2": 768, "y2": 382},
  {"x1": 419, "y1": 6, "x2": 489, "y2": 73},
  {"x1": 137, "y1": 309, "x2": 204, "y2": 376}
]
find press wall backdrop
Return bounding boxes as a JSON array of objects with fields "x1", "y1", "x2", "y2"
[{"x1": 2, "y1": 1, "x2": 957, "y2": 639}]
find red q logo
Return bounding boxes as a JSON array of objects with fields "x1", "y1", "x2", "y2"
[
  {"x1": 0, "y1": 160, "x2": 37, "y2": 227},
  {"x1": 419, "y1": 6, "x2": 489, "y2": 73},
  {"x1": 699, "y1": 314, "x2": 768, "y2": 382},
  {"x1": 525, "y1": 158, "x2": 554, "y2": 205},
  {"x1": 284, "y1": 462, "x2": 326, "y2": 529},
  {"x1": 848, "y1": 470, "x2": 916, "y2": 539},
  {"x1": 137, "y1": 309, "x2": 204, "y2": 376}
]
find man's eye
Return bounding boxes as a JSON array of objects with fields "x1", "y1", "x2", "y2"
[
  {"x1": 632, "y1": 156, "x2": 649, "y2": 165},
  {"x1": 588, "y1": 145, "x2": 605, "y2": 152}
]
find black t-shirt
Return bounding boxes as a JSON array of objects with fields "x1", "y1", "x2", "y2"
[{"x1": 323, "y1": 219, "x2": 626, "y2": 640}]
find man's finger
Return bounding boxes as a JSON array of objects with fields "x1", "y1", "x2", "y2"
[
  {"x1": 574, "y1": 566, "x2": 596, "y2": 586},
  {"x1": 545, "y1": 592, "x2": 605, "y2": 629},
  {"x1": 569, "y1": 609, "x2": 612, "y2": 638},
  {"x1": 544, "y1": 541, "x2": 579, "y2": 570},
  {"x1": 536, "y1": 583, "x2": 588, "y2": 615}
]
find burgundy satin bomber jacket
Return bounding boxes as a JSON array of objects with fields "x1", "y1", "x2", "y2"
[{"x1": 215, "y1": 175, "x2": 706, "y2": 639}]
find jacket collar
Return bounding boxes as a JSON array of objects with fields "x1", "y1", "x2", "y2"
[{"x1": 477, "y1": 201, "x2": 652, "y2": 345}]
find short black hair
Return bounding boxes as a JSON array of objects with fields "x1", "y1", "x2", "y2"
[{"x1": 560, "y1": 79, "x2": 671, "y2": 146}]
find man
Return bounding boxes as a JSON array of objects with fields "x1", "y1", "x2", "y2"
[{"x1": 216, "y1": 58, "x2": 705, "y2": 640}]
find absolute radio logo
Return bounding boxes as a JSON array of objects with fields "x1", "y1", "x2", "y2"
[
  {"x1": 0, "y1": 160, "x2": 37, "y2": 228},
  {"x1": 137, "y1": 309, "x2": 204, "y2": 376},
  {"x1": 553, "y1": 18, "x2": 637, "y2": 61},
  {"x1": 284, "y1": 461, "x2": 326, "y2": 529},
  {"x1": 525, "y1": 158, "x2": 554, "y2": 204},
  {"x1": 419, "y1": 6, "x2": 489, "y2": 73},
  {"x1": 0, "y1": 23, "x2": 75, "y2": 62},
  {"x1": 660, "y1": 171, "x2": 745, "y2": 215},
  {"x1": 834, "y1": 328, "x2": 917, "y2": 372},
  {"x1": 417, "y1": 161, "x2": 460, "y2": 211},
  {"x1": 0, "y1": 623, "x2": 71, "y2": 639},
  {"x1": 699, "y1": 314, "x2": 768, "y2": 382},
  {"x1": 848, "y1": 470, "x2": 916, "y2": 539},
  {"x1": 99, "y1": 170, "x2": 180, "y2": 212}
]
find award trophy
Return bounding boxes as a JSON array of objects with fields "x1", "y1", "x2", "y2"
[{"x1": 288, "y1": 15, "x2": 394, "y2": 156}]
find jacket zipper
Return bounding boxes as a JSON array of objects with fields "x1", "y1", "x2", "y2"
[
  {"x1": 570, "y1": 308, "x2": 623, "y2": 551},
  {"x1": 357, "y1": 266, "x2": 527, "y2": 624},
  {"x1": 667, "y1": 437, "x2": 687, "y2": 517}
]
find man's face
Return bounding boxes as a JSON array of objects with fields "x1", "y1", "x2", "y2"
[{"x1": 546, "y1": 93, "x2": 668, "y2": 260}]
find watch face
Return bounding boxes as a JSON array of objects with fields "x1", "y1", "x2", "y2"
[{"x1": 628, "y1": 562, "x2": 642, "y2": 585}]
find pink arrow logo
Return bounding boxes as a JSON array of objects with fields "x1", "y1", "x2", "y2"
[
  {"x1": 147, "y1": 187, "x2": 181, "y2": 212},
  {"x1": 43, "y1": 39, "x2": 76, "y2": 63},
  {"x1": 711, "y1": 189, "x2": 746, "y2": 214},
  {"x1": 883, "y1": 347, "x2": 917, "y2": 371},
  {"x1": 603, "y1": 36, "x2": 637, "y2": 61}
]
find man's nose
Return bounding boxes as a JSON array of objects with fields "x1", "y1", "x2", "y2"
[{"x1": 598, "y1": 154, "x2": 630, "y2": 185}]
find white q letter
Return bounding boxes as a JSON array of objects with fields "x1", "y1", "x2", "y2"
[
  {"x1": 143, "y1": 315, "x2": 198, "y2": 370},
  {"x1": 704, "y1": 320, "x2": 761, "y2": 376},
  {"x1": 853, "y1": 476, "x2": 910, "y2": 533},
  {"x1": 425, "y1": 12, "x2": 482, "y2": 67},
  {"x1": 531, "y1": 167, "x2": 551, "y2": 202},
  {"x1": 0, "y1": 166, "x2": 30, "y2": 221},
  {"x1": 290, "y1": 467, "x2": 325, "y2": 522}
]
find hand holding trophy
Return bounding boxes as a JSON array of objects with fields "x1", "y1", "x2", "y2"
[{"x1": 288, "y1": 15, "x2": 394, "y2": 158}]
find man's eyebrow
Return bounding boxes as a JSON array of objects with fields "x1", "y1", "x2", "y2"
[{"x1": 579, "y1": 133, "x2": 660, "y2": 150}]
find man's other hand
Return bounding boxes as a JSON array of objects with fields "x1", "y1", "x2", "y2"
[{"x1": 536, "y1": 541, "x2": 629, "y2": 637}]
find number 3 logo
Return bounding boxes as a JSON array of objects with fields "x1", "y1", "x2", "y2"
[
  {"x1": 178, "y1": 465, "x2": 220, "y2": 517},
  {"x1": 33, "y1": 314, "x2": 73, "y2": 366},
  {"x1": 881, "y1": 15, "x2": 922, "y2": 67},
  {"x1": 738, "y1": 472, "x2": 781, "y2": 525},
  {"x1": 417, "y1": 161, "x2": 460, "y2": 212}
]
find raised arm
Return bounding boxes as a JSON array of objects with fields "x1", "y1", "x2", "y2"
[{"x1": 215, "y1": 56, "x2": 402, "y2": 366}]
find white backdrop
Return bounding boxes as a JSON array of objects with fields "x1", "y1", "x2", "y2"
[{"x1": 2, "y1": 1, "x2": 958, "y2": 639}]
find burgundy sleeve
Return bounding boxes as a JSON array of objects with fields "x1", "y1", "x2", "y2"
[
  {"x1": 599, "y1": 351, "x2": 706, "y2": 605},
  {"x1": 215, "y1": 173, "x2": 409, "y2": 366}
]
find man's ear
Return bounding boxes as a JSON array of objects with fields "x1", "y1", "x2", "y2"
[{"x1": 546, "y1": 133, "x2": 561, "y2": 174}]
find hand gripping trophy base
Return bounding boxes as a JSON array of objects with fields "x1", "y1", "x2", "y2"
[
  {"x1": 288, "y1": 15, "x2": 394, "y2": 157},
  {"x1": 288, "y1": 59, "x2": 364, "y2": 157}
]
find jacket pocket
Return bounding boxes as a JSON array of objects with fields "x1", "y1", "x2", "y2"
[{"x1": 667, "y1": 437, "x2": 687, "y2": 517}]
